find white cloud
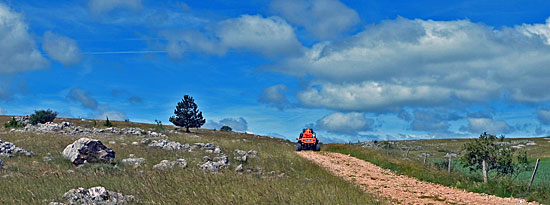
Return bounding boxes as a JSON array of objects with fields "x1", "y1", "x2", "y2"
[
  {"x1": 0, "y1": 3, "x2": 48, "y2": 75},
  {"x1": 88, "y1": 0, "x2": 143, "y2": 16},
  {"x1": 537, "y1": 108, "x2": 550, "y2": 125},
  {"x1": 315, "y1": 112, "x2": 374, "y2": 135},
  {"x1": 204, "y1": 117, "x2": 248, "y2": 131},
  {"x1": 258, "y1": 84, "x2": 292, "y2": 110},
  {"x1": 270, "y1": 17, "x2": 550, "y2": 112},
  {"x1": 165, "y1": 15, "x2": 304, "y2": 58},
  {"x1": 217, "y1": 14, "x2": 304, "y2": 57},
  {"x1": 0, "y1": 106, "x2": 5, "y2": 115},
  {"x1": 67, "y1": 88, "x2": 98, "y2": 110},
  {"x1": 298, "y1": 81, "x2": 452, "y2": 112},
  {"x1": 43, "y1": 32, "x2": 83, "y2": 67},
  {"x1": 460, "y1": 117, "x2": 514, "y2": 134},
  {"x1": 271, "y1": 0, "x2": 360, "y2": 40}
]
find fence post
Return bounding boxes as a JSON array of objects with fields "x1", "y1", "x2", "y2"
[
  {"x1": 448, "y1": 156, "x2": 452, "y2": 173},
  {"x1": 482, "y1": 159, "x2": 488, "y2": 183},
  {"x1": 528, "y1": 159, "x2": 540, "y2": 191}
]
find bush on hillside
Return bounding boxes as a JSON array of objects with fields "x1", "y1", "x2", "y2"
[
  {"x1": 29, "y1": 109, "x2": 57, "y2": 125},
  {"x1": 220, "y1": 125, "x2": 232, "y2": 132},
  {"x1": 4, "y1": 117, "x2": 24, "y2": 128},
  {"x1": 461, "y1": 132, "x2": 529, "y2": 182},
  {"x1": 104, "y1": 117, "x2": 113, "y2": 127}
]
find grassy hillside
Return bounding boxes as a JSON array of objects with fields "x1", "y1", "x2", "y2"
[{"x1": 0, "y1": 116, "x2": 381, "y2": 204}]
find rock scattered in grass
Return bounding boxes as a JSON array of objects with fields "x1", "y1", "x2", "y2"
[
  {"x1": 122, "y1": 158, "x2": 146, "y2": 168},
  {"x1": 147, "y1": 139, "x2": 189, "y2": 151},
  {"x1": 153, "y1": 159, "x2": 187, "y2": 170},
  {"x1": 234, "y1": 149, "x2": 247, "y2": 156},
  {"x1": 203, "y1": 156, "x2": 212, "y2": 162},
  {"x1": 51, "y1": 186, "x2": 134, "y2": 205},
  {"x1": 43, "y1": 155, "x2": 53, "y2": 162},
  {"x1": 234, "y1": 155, "x2": 248, "y2": 162},
  {"x1": 214, "y1": 146, "x2": 222, "y2": 154},
  {"x1": 0, "y1": 159, "x2": 3, "y2": 167},
  {"x1": 0, "y1": 139, "x2": 33, "y2": 157},
  {"x1": 235, "y1": 164, "x2": 243, "y2": 172},
  {"x1": 66, "y1": 170, "x2": 75, "y2": 174},
  {"x1": 108, "y1": 141, "x2": 116, "y2": 145},
  {"x1": 199, "y1": 155, "x2": 229, "y2": 172},
  {"x1": 62, "y1": 138, "x2": 115, "y2": 166}
]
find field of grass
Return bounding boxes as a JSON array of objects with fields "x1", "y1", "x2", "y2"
[
  {"x1": 324, "y1": 143, "x2": 550, "y2": 204},
  {"x1": 0, "y1": 116, "x2": 381, "y2": 204}
]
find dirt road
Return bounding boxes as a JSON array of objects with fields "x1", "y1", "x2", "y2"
[{"x1": 298, "y1": 151, "x2": 536, "y2": 205}]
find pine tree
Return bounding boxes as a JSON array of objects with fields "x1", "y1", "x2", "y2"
[{"x1": 169, "y1": 95, "x2": 206, "y2": 132}]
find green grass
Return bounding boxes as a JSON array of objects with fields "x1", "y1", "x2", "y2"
[
  {"x1": 0, "y1": 117, "x2": 381, "y2": 204},
  {"x1": 324, "y1": 144, "x2": 550, "y2": 204}
]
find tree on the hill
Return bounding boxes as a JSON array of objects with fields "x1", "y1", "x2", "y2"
[
  {"x1": 29, "y1": 109, "x2": 57, "y2": 125},
  {"x1": 460, "y1": 132, "x2": 528, "y2": 183},
  {"x1": 169, "y1": 95, "x2": 205, "y2": 132},
  {"x1": 220, "y1": 125, "x2": 232, "y2": 132},
  {"x1": 104, "y1": 116, "x2": 113, "y2": 127}
]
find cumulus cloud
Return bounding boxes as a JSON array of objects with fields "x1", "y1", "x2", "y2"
[
  {"x1": 258, "y1": 84, "x2": 292, "y2": 110},
  {"x1": 0, "y1": 3, "x2": 48, "y2": 75},
  {"x1": 43, "y1": 32, "x2": 83, "y2": 67},
  {"x1": 411, "y1": 110, "x2": 461, "y2": 134},
  {"x1": 204, "y1": 117, "x2": 248, "y2": 131},
  {"x1": 164, "y1": 15, "x2": 304, "y2": 58},
  {"x1": 460, "y1": 117, "x2": 514, "y2": 134},
  {"x1": 297, "y1": 82, "x2": 452, "y2": 112},
  {"x1": 217, "y1": 15, "x2": 304, "y2": 57},
  {"x1": 67, "y1": 88, "x2": 98, "y2": 110},
  {"x1": 537, "y1": 108, "x2": 550, "y2": 125},
  {"x1": 88, "y1": 0, "x2": 143, "y2": 16},
  {"x1": 270, "y1": 17, "x2": 550, "y2": 112},
  {"x1": 271, "y1": 0, "x2": 360, "y2": 40},
  {"x1": 315, "y1": 112, "x2": 374, "y2": 135}
]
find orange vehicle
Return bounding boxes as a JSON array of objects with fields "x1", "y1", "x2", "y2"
[{"x1": 296, "y1": 128, "x2": 321, "y2": 151}]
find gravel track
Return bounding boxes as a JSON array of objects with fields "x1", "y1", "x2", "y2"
[{"x1": 298, "y1": 151, "x2": 537, "y2": 205}]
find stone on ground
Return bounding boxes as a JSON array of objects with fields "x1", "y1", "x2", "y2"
[{"x1": 62, "y1": 138, "x2": 115, "y2": 166}]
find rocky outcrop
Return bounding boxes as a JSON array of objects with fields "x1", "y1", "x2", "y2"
[
  {"x1": 51, "y1": 186, "x2": 134, "y2": 205},
  {"x1": 199, "y1": 155, "x2": 229, "y2": 172},
  {"x1": 12, "y1": 121, "x2": 167, "y2": 138},
  {"x1": 15, "y1": 115, "x2": 30, "y2": 124},
  {"x1": 147, "y1": 139, "x2": 190, "y2": 151},
  {"x1": 62, "y1": 138, "x2": 115, "y2": 166},
  {"x1": 153, "y1": 159, "x2": 187, "y2": 170},
  {"x1": 0, "y1": 139, "x2": 33, "y2": 157}
]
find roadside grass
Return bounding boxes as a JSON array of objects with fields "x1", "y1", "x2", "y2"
[
  {"x1": 324, "y1": 144, "x2": 550, "y2": 204},
  {"x1": 0, "y1": 119, "x2": 382, "y2": 204}
]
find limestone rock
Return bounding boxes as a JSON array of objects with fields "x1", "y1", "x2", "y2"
[{"x1": 62, "y1": 138, "x2": 115, "y2": 166}]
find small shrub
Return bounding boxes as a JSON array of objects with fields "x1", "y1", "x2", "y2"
[
  {"x1": 155, "y1": 119, "x2": 164, "y2": 131},
  {"x1": 4, "y1": 117, "x2": 24, "y2": 128},
  {"x1": 29, "y1": 109, "x2": 57, "y2": 125},
  {"x1": 220, "y1": 125, "x2": 232, "y2": 132},
  {"x1": 104, "y1": 116, "x2": 113, "y2": 127}
]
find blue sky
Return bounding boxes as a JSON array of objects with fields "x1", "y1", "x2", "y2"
[{"x1": 1, "y1": 0, "x2": 550, "y2": 142}]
